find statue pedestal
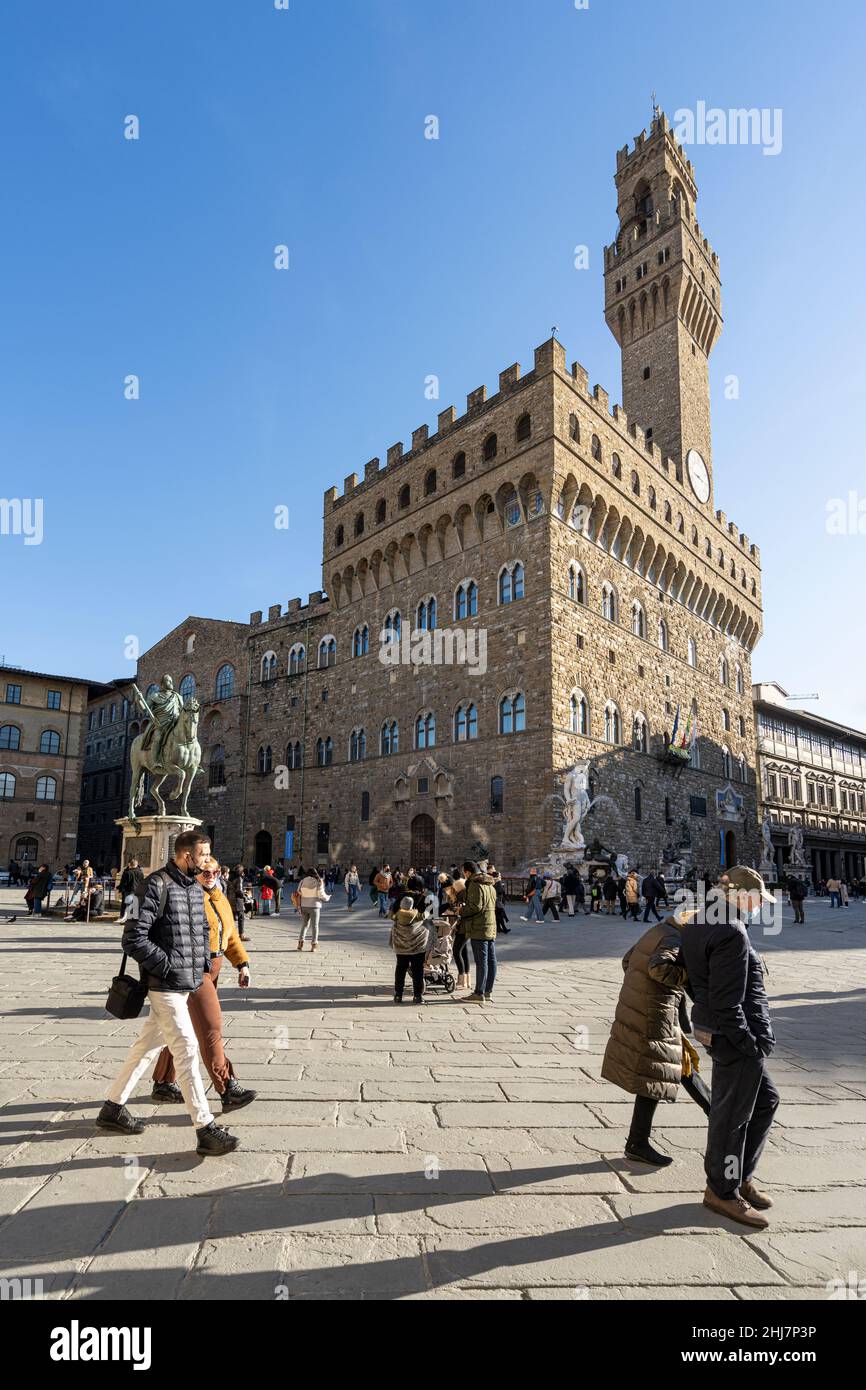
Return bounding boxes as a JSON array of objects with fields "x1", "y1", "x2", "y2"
[{"x1": 115, "y1": 815, "x2": 202, "y2": 876}]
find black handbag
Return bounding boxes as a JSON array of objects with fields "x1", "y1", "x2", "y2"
[{"x1": 106, "y1": 953, "x2": 147, "y2": 1020}]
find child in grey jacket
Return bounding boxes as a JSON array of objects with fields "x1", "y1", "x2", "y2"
[{"x1": 389, "y1": 896, "x2": 431, "y2": 1003}]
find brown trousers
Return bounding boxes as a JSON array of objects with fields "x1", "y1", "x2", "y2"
[{"x1": 152, "y1": 956, "x2": 236, "y2": 1094}]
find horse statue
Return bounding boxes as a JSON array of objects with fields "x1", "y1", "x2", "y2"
[{"x1": 128, "y1": 698, "x2": 202, "y2": 819}]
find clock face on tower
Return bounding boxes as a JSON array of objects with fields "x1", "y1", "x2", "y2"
[{"x1": 686, "y1": 448, "x2": 710, "y2": 503}]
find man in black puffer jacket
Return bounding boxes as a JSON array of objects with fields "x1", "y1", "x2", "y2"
[
  {"x1": 96, "y1": 830, "x2": 240, "y2": 1157},
  {"x1": 680, "y1": 866, "x2": 779, "y2": 1230}
]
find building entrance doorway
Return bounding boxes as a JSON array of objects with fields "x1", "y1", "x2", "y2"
[
  {"x1": 411, "y1": 813, "x2": 435, "y2": 868},
  {"x1": 254, "y1": 830, "x2": 272, "y2": 868}
]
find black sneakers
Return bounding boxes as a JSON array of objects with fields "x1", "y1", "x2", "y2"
[
  {"x1": 96, "y1": 1101, "x2": 145, "y2": 1135},
  {"x1": 151, "y1": 1081, "x2": 183, "y2": 1104},
  {"x1": 220, "y1": 1080, "x2": 257, "y2": 1112},
  {"x1": 196, "y1": 1122, "x2": 240, "y2": 1156},
  {"x1": 625, "y1": 1138, "x2": 673, "y2": 1167}
]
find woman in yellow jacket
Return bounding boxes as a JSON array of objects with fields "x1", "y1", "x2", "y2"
[{"x1": 152, "y1": 857, "x2": 257, "y2": 1112}]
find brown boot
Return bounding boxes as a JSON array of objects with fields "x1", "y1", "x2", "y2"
[
  {"x1": 740, "y1": 1179, "x2": 774, "y2": 1210},
  {"x1": 703, "y1": 1186, "x2": 769, "y2": 1230}
]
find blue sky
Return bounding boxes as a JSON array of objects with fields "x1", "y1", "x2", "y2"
[{"x1": 2, "y1": 0, "x2": 864, "y2": 728}]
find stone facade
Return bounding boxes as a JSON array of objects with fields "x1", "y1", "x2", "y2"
[
  {"x1": 78, "y1": 678, "x2": 136, "y2": 871},
  {"x1": 0, "y1": 665, "x2": 102, "y2": 872},
  {"x1": 134, "y1": 616, "x2": 250, "y2": 864},
  {"x1": 754, "y1": 681, "x2": 866, "y2": 883}
]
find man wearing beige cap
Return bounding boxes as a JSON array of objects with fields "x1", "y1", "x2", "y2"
[{"x1": 680, "y1": 866, "x2": 780, "y2": 1230}]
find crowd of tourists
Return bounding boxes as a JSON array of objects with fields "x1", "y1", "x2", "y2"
[{"x1": 8, "y1": 830, "x2": 861, "y2": 1232}]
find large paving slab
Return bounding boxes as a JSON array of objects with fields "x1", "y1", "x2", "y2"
[{"x1": 0, "y1": 888, "x2": 864, "y2": 1298}]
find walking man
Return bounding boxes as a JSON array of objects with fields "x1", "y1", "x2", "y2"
[
  {"x1": 680, "y1": 866, "x2": 779, "y2": 1229},
  {"x1": 642, "y1": 869, "x2": 663, "y2": 923},
  {"x1": 95, "y1": 830, "x2": 240, "y2": 1156},
  {"x1": 788, "y1": 875, "x2": 808, "y2": 924}
]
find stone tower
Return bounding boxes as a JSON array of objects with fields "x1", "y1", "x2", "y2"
[{"x1": 604, "y1": 109, "x2": 722, "y2": 512}]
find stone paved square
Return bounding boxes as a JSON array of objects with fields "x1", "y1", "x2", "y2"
[{"x1": 1, "y1": 890, "x2": 864, "y2": 1301}]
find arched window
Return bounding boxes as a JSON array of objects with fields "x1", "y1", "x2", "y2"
[
  {"x1": 634, "y1": 786, "x2": 642, "y2": 821},
  {"x1": 0, "y1": 725, "x2": 21, "y2": 751},
  {"x1": 499, "y1": 692, "x2": 525, "y2": 735},
  {"x1": 39, "y1": 730, "x2": 61, "y2": 755},
  {"x1": 215, "y1": 664, "x2": 234, "y2": 700},
  {"x1": 631, "y1": 601, "x2": 645, "y2": 638},
  {"x1": 416, "y1": 596, "x2": 437, "y2": 631},
  {"x1": 498, "y1": 562, "x2": 525, "y2": 604},
  {"x1": 738, "y1": 754, "x2": 747, "y2": 783},
  {"x1": 399, "y1": 484, "x2": 410, "y2": 509},
  {"x1": 452, "y1": 451, "x2": 466, "y2": 479},
  {"x1": 570, "y1": 691, "x2": 589, "y2": 735},
  {"x1": 260, "y1": 653, "x2": 276, "y2": 682},
  {"x1": 335, "y1": 524, "x2": 344, "y2": 546},
  {"x1": 316, "y1": 737, "x2": 333, "y2": 767},
  {"x1": 719, "y1": 657, "x2": 729, "y2": 686},
  {"x1": 631, "y1": 470, "x2": 640, "y2": 496},
  {"x1": 569, "y1": 413, "x2": 580, "y2": 441},
  {"x1": 658, "y1": 619, "x2": 668, "y2": 652},
  {"x1": 179, "y1": 674, "x2": 197, "y2": 701},
  {"x1": 454, "y1": 702, "x2": 478, "y2": 742},
  {"x1": 257, "y1": 745, "x2": 272, "y2": 774},
  {"x1": 424, "y1": 469, "x2": 437, "y2": 496},
  {"x1": 288, "y1": 644, "x2": 306, "y2": 675},
  {"x1": 648, "y1": 486, "x2": 656, "y2": 510},
  {"x1": 349, "y1": 727, "x2": 366, "y2": 762},
  {"x1": 482, "y1": 433, "x2": 498, "y2": 462},
  {"x1": 601, "y1": 583, "x2": 618, "y2": 623},
  {"x1": 664, "y1": 501, "x2": 672, "y2": 523},
  {"x1": 738, "y1": 715, "x2": 746, "y2": 737},
  {"x1": 592, "y1": 435, "x2": 602, "y2": 462},
  {"x1": 36, "y1": 775, "x2": 57, "y2": 802},
  {"x1": 677, "y1": 513, "x2": 685, "y2": 534},
  {"x1": 454, "y1": 580, "x2": 478, "y2": 620},
  {"x1": 515, "y1": 413, "x2": 531, "y2": 442},
  {"x1": 287, "y1": 740, "x2": 302, "y2": 769},
  {"x1": 209, "y1": 744, "x2": 226, "y2": 787},
  {"x1": 318, "y1": 636, "x2": 337, "y2": 669},
  {"x1": 0, "y1": 772, "x2": 15, "y2": 799},
  {"x1": 384, "y1": 610, "x2": 402, "y2": 638},
  {"x1": 568, "y1": 564, "x2": 585, "y2": 604},
  {"x1": 353, "y1": 625, "x2": 370, "y2": 657},
  {"x1": 185, "y1": 633, "x2": 196, "y2": 655},
  {"x1": 380, "y1": 719, "x2": 399, "y2": 756},
  {"x1": 415, "y1": 712, "x2": 436, "y2": 749},
  {"x1": 632, "y1": 714, "x2": 648, "y2": 753},
  {"x1": 490, "y1": 776, "x2": 504, "y2": 813},
  {"x1": 604, "y1": 703, "x2": 621, "y2": 744},
  {"x1": 146, "y1": 683, "x2": 160, "y2": 701},
  {"x1": 688, "y1": 637, "x2": 697, "y2": 668},
  {"x1": 722, "y1": 746, "x2": 733, "y2": 780},
  {"x1": 735, "y1": 665, "x2": 744, "y2": 695},
  {"x1": 722, "y1": 708, "x2": 731, "y2": 732},
  {"x1": 375, "y1": 498, "x2": 386, "y2": 524},
  {"x1": 354, "y1": 512, "x2": 365, "y2": 537}
]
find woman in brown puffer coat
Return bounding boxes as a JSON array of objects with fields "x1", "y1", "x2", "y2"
[{"x1": 601, "y1": 914, "x2": 710, "y2": 1167}]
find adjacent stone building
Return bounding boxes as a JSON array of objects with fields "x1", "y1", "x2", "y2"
[
  {"x1": 242, "y1": 111, "x2": 763, "y2": 874},
  {"x1": 0, "y1": 664, "x2": 106, "y2": 872},
  {"x1": 754, "y1": 681, "x2": 866, "y2": 884},
  {"x1": 77, "y1": 678, "x2": 136, "y2": 871},
  {"x1": 134, "y1": 616, "x2": 250, "y2": 863}
]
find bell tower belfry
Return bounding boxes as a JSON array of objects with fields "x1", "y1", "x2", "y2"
[{"x1": 603, "y1": 110, "x2": 722, "y2": 510}]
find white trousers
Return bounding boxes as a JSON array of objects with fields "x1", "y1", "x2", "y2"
[{"x1": 106, "y1": 989, "x2": 214, "y2": 1127}]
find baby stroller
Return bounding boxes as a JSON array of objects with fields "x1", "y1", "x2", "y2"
[{"x1": 423, "y1": 918, "x2": 456, "y2": 994}]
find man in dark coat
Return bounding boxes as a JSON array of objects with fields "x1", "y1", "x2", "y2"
[
  {"x1": 96, "y1": 830, "x2": 240, "y2": 1157},
  {"x1": 680, "y1": 866, "x2": 779, "y2": 1230},
  {"x1": 641, "y1": 870, "x2": 663, "y2": 922}
]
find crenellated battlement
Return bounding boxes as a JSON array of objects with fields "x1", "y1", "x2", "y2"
[
  {"x1": 249, "y1": 590, "x2": 330, "y2": 629},
  {"x1": 323, "y1": 340, "x2": 556, "y2": 511}
]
